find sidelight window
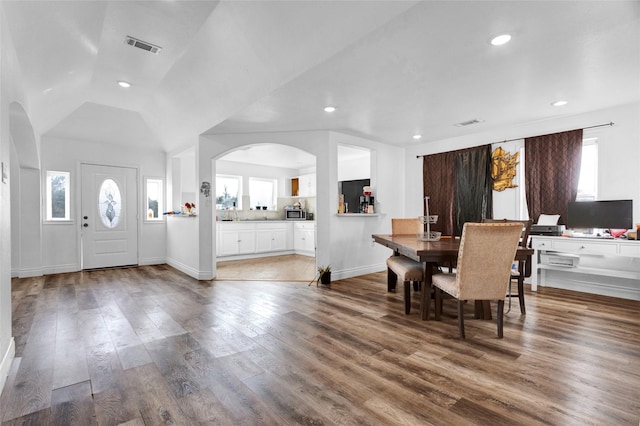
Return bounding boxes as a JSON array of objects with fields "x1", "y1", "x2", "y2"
[
  {"x1": 145, "y1": 178, "x2": 163, "y2": 220},
  {"x1": 45, "y1": 170, "x2": 70, "y2": 221}
]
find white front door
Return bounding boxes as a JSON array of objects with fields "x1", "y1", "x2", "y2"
[{"x1": 81, "y1": 164, "x2": 138, "y2": 269}]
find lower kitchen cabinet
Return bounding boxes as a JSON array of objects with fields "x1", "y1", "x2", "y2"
[
  {"x1": 217, "y1": 221, "x2": 298, "y2": 258},
  {"x1": 293, "y1": 222, "x2": 316, "y2": 256},
  {"x1": 256, "y1": 224, "x2": 289, "y2": 253},
  {"x1": 218, "y1": 223, "x2": 256, "y2": 257}
]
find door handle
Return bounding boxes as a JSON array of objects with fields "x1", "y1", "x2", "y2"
[{"x1": 83, "y1": 223, "x2": 88, "y2": 227}]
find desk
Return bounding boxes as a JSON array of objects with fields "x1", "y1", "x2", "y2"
[{"x1": 372, "y1": 234, "x2": 534, "y2": 320}]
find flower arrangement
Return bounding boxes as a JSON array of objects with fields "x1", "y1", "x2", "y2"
[{"x1": 181, "y1": 202, "x2": 196, "y2": 215}]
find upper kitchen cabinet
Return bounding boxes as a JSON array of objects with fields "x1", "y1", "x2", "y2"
[{"x1": 291, "y1": 173, "x2": 316, "y2": 197}]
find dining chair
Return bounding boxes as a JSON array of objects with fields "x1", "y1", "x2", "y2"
[
  {"x1": 482, "y1": 218, "x2": 533, "y2": 313},
  {"x1": 387, "y1": 218, "x2": 424, "y2": 314},
  {"x1": 431, "y1": 222, "x2": 523, "y2": 338}
]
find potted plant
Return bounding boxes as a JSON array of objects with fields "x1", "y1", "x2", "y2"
[{"x1": 309, "y1": 265, "x2": 332, "y2": 286}]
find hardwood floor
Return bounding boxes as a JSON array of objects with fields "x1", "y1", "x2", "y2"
[
  {"x1": 2, "y1": 265, "x2": 639, "y2": 425},
  {"x1": 216, "y1": 254, "x2": 316, "y2": 282}
]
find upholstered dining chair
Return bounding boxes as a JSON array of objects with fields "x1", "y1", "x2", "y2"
[
  {"x1": 431, "y1": 222, "x2": 523, "y2": 338},
  {"x1": 386, "y1": 218, "x2": 424, "y2": 314},
  {"x1": 482, "y1": 218, "x2": 533, "y2": 313}
]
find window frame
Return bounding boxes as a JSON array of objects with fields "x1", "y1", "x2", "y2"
[
  {"x1": 144, "y1": 177, "x2": 164, "y2": 222},
  {"x1": 216, "y1": 174, "x2": 242, "y2": 210},
  {"x1": 249, "y1": 177, "x2": 278, "y2": 210},
  {"x1": 576, "y1": 138, "x2": 598, "y2": 201},
  {"x1": 45, "y1": 170, "x2": 71, "y2": 222}
]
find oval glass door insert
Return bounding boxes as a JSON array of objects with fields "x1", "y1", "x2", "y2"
[{"x1": 98, "y1": 178, "x2": 122, "y2": 228}]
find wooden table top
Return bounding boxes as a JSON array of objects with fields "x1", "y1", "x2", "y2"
[{"x1": 372, "y1": 233, "x2": 533, "y2": 263}]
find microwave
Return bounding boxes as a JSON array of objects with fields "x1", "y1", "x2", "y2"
[{"x1": 285, "y1": 209, "x2": 306, "y2": 220}]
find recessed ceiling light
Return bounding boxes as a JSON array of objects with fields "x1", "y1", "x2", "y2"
[
  {"x1": 324, "y1": 106, "x2": 336, "y2": 113},
  {"x1": 118, "y1": 81, "x2": 131, "y2": 88},
  {"x1": 413, "y1": 134, "x2": 422, "y2": 140},
  {"x1": 551, "y1": 100, "x2": 568, "y2": 107},
  {"x1": 491, "y1": 34, "x2": 512, "y2": 46}
]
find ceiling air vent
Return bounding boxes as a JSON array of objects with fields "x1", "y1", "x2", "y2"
[
  {"x1": 454, "y1": 118, "x2": 484, "y2": 127},
  {"x1": 125, "y1": 35, "x2": 162, "y2": 55}
]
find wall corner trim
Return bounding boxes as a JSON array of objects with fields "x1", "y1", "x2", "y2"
[{"x1": 0, "y1": 337, "x2": 16, "y2": 395}]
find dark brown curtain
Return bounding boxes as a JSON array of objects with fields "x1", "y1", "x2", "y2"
[
  {"x1": 525, "y1": 129, "x2": 583, "y2": 225},
  {"x1": 423, "y1": 151, "x2": 456, "y2": 236},
  {"x1": 454, "y1": 145, "x2": 493, "y2": 235},
  {"x1": 423, "y1": 145, "x2": 492, "y2": 236}
]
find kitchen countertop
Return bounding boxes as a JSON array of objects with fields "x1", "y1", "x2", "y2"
[{"x1": 218, "y1": 219, "x2": 315, "y2": 223}]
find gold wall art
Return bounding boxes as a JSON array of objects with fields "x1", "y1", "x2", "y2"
[{"x1": 491, "y1": 147, "x2": 519, "y2": 191}]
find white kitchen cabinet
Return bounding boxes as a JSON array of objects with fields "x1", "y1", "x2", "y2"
[
  {"x1": 298, "y1": 174, "x2": 316, "y2": 197},
  {"x1": 291, "y1": 174, "x2": 316, "y2": 197},
  {"x1": 294, "y1": 222, "x2": 315, "y2": 256},
  {"x1": 217, "y1": 223, "x2": 256, "y2": 256},
  {"x1": 217, "y1": 221, "x2": 294, "y2": 258},
  {"x1": 255, "y1": 222, "x2": 290, "y2": 253}
]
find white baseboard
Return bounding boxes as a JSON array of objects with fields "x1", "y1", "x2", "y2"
[
  {"x1": 139, "y1": 257, "x2": 166, "y2": 266},
  {"x1": 17, "y1": 266, "x2": 44, "y2": 278},
  {"x1": 216, "y1": 250, "x2": 295, "y2": 262},
  {"x1": 333, "y1": 263, "x2": 386, "y2": 280},
  {"x1": 166, "y1": 258, "x2": 212, "y2": 281},
  {"x1": 0, "y1": 337, "x2": 15, "y2": 395},
  {"x1": 42, "y1": 263, "x2": 79, "y2": 275}
]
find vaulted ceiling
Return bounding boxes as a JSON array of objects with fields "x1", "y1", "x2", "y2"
[{"x1": 3, "y1": 1, "x2": 639, "y2": 154}]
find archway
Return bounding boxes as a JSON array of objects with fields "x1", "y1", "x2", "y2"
[
  {"x1": 9, "y1": 102, "x2": 41, "y2": 277},
  {"x1": 214, "y1": 143, "x2": 317, "y2": 281}
]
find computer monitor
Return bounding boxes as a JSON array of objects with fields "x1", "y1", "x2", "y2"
[{"x1": 567, "y1": 200, "x2": 633, "y2": 230}]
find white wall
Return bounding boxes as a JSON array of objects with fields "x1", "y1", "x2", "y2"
[
  {"x1": 40, "y1": 136, "x2": 167, "y2": 272},
  {"x1": 0, "y1": 4, "x2": 24, "y2": 396},
  {"x1": 17, "y1": 168, "x2": 42, "y2": 275},
  {"x1": 337, "y1": 148, "x2": 370, "y2": 181},
  {"x1": 404, "y1": 102, "x2": 640, "y2": 227}
]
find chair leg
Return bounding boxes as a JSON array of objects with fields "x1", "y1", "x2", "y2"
[
  {"x1": 497, "y1": 300, "x2": 505, "y2": 338},
  {"x1": 457, "y1": 300, "x2": 465, "y2": 339},
  {"x1": 387, "y1": 267, "x2": 397, "y2": 292},
  {"x1": 518, "y1": 277, "x2": 526, "y2": 314},
  {"x1": 413, "y1": 282, "x2": 421, "y2": 292},
  {"x1": 403, "y1": 281, "x2": 411, "y2": 314},
  {"x1": 506, "y1": 279, "x2": 512, "y2": 314},
  {"x1": 434, "y1": 287, "x2": 441, "y2": 320}
]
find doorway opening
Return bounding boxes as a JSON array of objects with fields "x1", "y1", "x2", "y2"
[{"x1": 214, "y1": 144, "x2": 316, "y2": 281}]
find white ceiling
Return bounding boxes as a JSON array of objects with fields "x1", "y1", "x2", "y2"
[
  {"x1": 3, "y1": 1, "x2": 639, "y2": 162},
  {"x1": 219, "y1": 143, "x2": 315, "y2": 169}
]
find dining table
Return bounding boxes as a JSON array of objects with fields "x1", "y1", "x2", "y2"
[{"x1": 372, "y1": 233, "x2": 534, "y2": 320}]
